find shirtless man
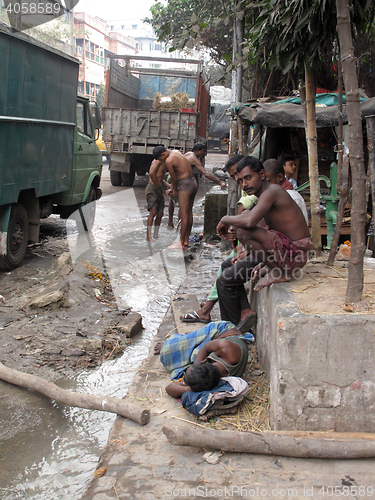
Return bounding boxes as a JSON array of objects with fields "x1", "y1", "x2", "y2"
[
  {"x1": 153, "y1": 320, "x2": 249, "y2": 398},
  {"x1": 216, "y1": 156, "x2": 313, "y2": 298},
  {"x1": 165, "y1": 334, "x2": 247, "y2": 398},
  {"x1": 153, "y1": 146, "x2": 198, "y2": 251},
  {"x1": 186, "y1": 143, "x2": 226, "y2": 190},
  {"x1": 145, "y1": 159, "x2": 166, "y2": 241}
]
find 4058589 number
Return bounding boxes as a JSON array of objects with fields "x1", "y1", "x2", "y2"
[
  {"x1": 319, "y1": 486, "x2": 374, "y2": 496},
  {"x1": 5, "y1": 2, "x2": 61, "y2": 15}
]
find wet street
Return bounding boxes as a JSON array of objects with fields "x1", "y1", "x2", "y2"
[{"x1": 0, "y1": 154, "x2": 228, "y2": 499}]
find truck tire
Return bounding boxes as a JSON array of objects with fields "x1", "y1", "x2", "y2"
[
  {"x1": 76, "y1": 186, "x2": 96, "y2": 233},
  {"x1": 110, "y1": 170, "x2": 122, "y2": 186},
  {"x1": 121, "y1": 171, "x2": 135, "y2": 186},
  {"x1": 0, "y1": 204, "x2": 29, "y2": 270}
]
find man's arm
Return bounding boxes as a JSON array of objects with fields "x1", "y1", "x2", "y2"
[
  {"x1": 165, "y1": 161, "x2": 179, "y2": 195},
  {"x1": 165, "y1": 380, "x2": 191, "y2": 399},
  {"x1": 217, "y1": 190, "x2": 274, "y2": 237},
  {"x1": 189, "y1": 156, "x2": 226, "y2": 189}
]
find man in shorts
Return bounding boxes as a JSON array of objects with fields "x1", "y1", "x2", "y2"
[
  {"x1": 153, "y1": 146, "x2": 198, "y2": 251},
  {"x1": 145, "y1": 159, "x2": 166, "y2": 242}
]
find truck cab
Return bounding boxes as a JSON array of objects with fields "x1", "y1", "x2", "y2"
[{"x1": 0, "y1": 24, "x2": 102, "y2": 270}]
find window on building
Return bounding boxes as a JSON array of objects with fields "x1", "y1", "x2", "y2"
[
  {"x1": 136, "y1": 42, "x2": 142, "y2": 50},
  {"x1": 153, "y1": 43, "x2": 162, "y2": 51},
  {"x1": 132, "y1": 25, "x2": 137, "y2": 29}
]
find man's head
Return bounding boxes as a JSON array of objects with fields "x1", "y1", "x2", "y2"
[
  {"x1": 223, "y1": 154, "x2": 245, "y2": 181},
  {"x1": 221, "y1": 132, "x2": 230, "y2": 145},
  {"x1": 282, "y1": 157, "x2": 297, "y2": 179},
  {"x1": 184, "y1": 361, "x2": 221, "y2": 392},
  {"x1": 192, "y1": 143, "x2": 207, "y2": 159},
  {"x1": 153, "y1": 146, "x2": 168, "y2": 161},
  {"x1": 263, "y1": 159, "x2": 285, "y2": 185},
  {"x1": 236, "y1": 156, "x2": 265, "y2": 196}
]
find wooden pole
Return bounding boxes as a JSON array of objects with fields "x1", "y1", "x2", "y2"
[
  {"x1": 163, "y1": 421, "x2": 375, "y2": 459},
  {"x1": 304, "y1": 65, "x2": 321, "y2": 255},
  {"x1": 0, "y1": 362, "x2": 150, "y2": 425},
  {"x1": 327, "y1": 53, "x2": 348, "y2": 265}
]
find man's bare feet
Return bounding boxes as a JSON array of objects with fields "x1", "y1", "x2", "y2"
[
  {"x1": 167, "y1": 224, "x2": 174, "y2": 229},
  {"x1": 167, "y1": 240, "x2": 185, "y2": 250},
  {"x1": 251, "y1": 263, "x2": 269, "y2": 283},
  {"x1": 146, "y1": 236, "x2": 154, "y2": 242},
  {"x1": 253, "y1": 269, "x2": 290, "y2": 291},
  {"x1": 153, "y1": 342, "x2": 164, "y2": 355}
]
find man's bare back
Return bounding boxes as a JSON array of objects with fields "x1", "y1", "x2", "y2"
[
  {"x1": 164, "y1": 150, "x2": 193, "y2": 183},
  {"x1": 149, "y1": 159, "x2": 166, "y2": 187}
]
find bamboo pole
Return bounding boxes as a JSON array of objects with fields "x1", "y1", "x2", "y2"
[
  {"x1": 304, "y1": 65, "x2": 321, "y2": 255},
  {"x1": 0, "y1": 362, "x2": 150, "y2": 425},
  {"x1": 163, "y1": 421, "x2": 375, "y2": 459}
]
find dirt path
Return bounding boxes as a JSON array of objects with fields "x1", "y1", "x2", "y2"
[{"x1": 0, "y1": 224, "x2": 140, "y2": 382}]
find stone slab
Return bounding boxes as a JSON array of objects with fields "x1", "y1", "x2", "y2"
[
  {"x1": 171, "y1": 293, "x2": 201, "y2": 335},
  {"x1": 250, "y1": 282, "x2": 375, "y2": 432}
]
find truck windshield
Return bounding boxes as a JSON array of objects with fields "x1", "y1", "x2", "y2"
[{"x1": 76, "y1": 102, "x2": 93, "y2": 138}]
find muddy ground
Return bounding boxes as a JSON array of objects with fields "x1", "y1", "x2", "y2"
[{"x1": 0, "y1": 221, "x2": 141, "y2": 382}]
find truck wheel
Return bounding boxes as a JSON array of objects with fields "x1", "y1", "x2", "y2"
[
  {"x1": 0, "y1": 204, "x2": 29, "y2": 270},
  {"x1": 76, "y1": 186, "x2": 96, "y2": 233},
  {"x1": 121, "y1": 171, "x2": 135, "y2": 186},
  {"x1": 110, "y1": 170, "x2": 122, "y2": 186}
]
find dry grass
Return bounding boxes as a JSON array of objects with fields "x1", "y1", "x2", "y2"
[{"x1": 152, "y1": 92, "x2": 193, "y2": 111}]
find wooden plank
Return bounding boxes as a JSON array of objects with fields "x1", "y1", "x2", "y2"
[{"x1": 171, "y1": 294, "x2": 202, "y2": 335}]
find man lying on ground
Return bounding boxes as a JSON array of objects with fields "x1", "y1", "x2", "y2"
[{"x1": 153, "y1": 320, "x2": 252, "y2": 399}]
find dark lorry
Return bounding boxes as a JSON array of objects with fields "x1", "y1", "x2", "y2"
[
  {"x1": 0, "y1": 23, "x2": 102, "y2": 269},
  {"x1": 102, "y1": 55, "x2": 210, "y2": 186}
]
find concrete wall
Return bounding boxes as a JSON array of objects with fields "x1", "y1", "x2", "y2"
[
  {"x1": 203, "y1": 190, "x2": 227, "y2": 236},
  {"x1": 250, "y1": 283, "x2": 375, "y2": 432}
]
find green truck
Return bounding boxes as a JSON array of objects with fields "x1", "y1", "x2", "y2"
[{"x1": 0, "y1": 23, "x2": 102, "y2": 270}]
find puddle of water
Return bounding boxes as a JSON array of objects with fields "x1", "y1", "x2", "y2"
[
  {"x1": 0, "y1": 294, "x2": 170, "y2": 500},
  {"x1": 0, "y1": 185, "x2": 208, "y2": 499}
]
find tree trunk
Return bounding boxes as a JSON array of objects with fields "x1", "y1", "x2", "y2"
[
  {"x1": 0, "y1": 362, "x2": 150, "y2": 425},
  {"x1": 304, "y1": 65, "x2": 321, "y2": 254},
  {"x1": 336, "y1": 0, "x2": 366, "y2": 302},
  {"x1": 163, "y1": 421, "x2": 375, "y2": 459}
]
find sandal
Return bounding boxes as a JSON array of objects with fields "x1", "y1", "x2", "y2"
[{"x1": 180, "y1": 311, "x2": 210, "y2": 324}]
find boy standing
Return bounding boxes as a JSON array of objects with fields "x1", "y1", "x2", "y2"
[{"x1": 145, "y1": 159, "x2": 166, "y2": 242}]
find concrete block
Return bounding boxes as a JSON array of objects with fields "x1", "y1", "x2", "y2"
[
  {"x1": 203, "y1": 189, "x2": 228, "y2": 236},
  {"x1": 251, "y1": 282, "x2": 375, "y2": 432},
  {"x1": 171, "y1": 293, "x2": 201, "y2": 335}
]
